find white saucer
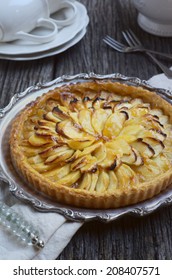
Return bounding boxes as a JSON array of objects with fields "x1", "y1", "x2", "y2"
[
  {"x1": 0, "y1": 24, "x2": 88, "y2": 61},
  {"x1": 138, "y1": 13, "x2": 172, "y2": 37},
  {"x1": 0, "y1": 1, "x2": 87, "y2": 55}
]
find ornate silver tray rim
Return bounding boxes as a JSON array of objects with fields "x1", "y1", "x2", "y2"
[{"x1": 1, "y1": 72, "x2": 172, "y2": 223}]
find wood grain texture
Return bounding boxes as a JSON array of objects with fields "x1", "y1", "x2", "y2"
[{"x1": 1, "y1": 0, "x2": 172, "y2": 260}]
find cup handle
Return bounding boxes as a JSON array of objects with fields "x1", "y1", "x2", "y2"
[
  {"x1": 50, "y1": 1, "x2": 77, "y2": 27},
  {"x1": 16, "y1": 18, "x2": 58, "y2": 44}
]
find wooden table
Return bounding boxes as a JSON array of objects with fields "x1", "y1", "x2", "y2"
[{"x1": 1, "y1": 0, "x2": 172, "y2": 260}]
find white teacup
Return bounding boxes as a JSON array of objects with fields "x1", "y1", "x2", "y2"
[
  {"x1": 47, "y1": 0, "x2": 77, "y2": 26},
  {"x1": 132, "y1": 0, "x2": 172, "y2": 36},
  {"x1": 0, "y1": 0, "x2": 77, "y2": 43}
]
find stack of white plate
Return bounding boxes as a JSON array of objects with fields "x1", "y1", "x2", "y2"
[{"x1": 0, "y1": 1, "x2": 89, "y2": 61}]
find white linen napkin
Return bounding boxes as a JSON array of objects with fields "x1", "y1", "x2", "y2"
[
  {"x1": 0, "y1": 70, "x2": 172, "y2": 260},
  {"x1": 0, "y1": 180, "x2": 82, "y2": 260},
  {"x1": 148, "y1": 69, "x2": 172, "y2": 90}
]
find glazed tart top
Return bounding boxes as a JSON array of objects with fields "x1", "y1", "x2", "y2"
[{"x1": 11, "y1": 81, "x2": 172, "y2": 195}]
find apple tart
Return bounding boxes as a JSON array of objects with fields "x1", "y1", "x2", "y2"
[{"x1": 10, "y1": 81, "x2": 172, "y2": 209}]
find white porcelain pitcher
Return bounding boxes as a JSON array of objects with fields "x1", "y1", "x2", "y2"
[{"x1": 132, "y1": 0, "x2": 172, "y2": 36}]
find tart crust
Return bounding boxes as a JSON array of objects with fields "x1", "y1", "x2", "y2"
[{"x1": 10, "y1": 81, "x2": 172, "y2": 209}]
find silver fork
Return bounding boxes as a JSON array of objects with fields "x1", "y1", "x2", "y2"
[
  {"x1": 122, "y1": 29, "x2": 172, "y2": 79},
  {"x1": 103, "y1": 35, "x2": 172, "y2": 59}
]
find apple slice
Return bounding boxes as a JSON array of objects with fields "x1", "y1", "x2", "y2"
[
  {"x1": 93, "y1": 143, "x2": 107, "y2": 163},
  {"x1": 98, "y1": 148, "x2": 121, "y2": 169},
  {"x1": 39, "y1": 144, "x2": 66, "y2": 158},
  {"x1": 37, "y1": 120, "x2": 56, "y2": 129},
  {"x1": 107, "y1": 171, "x2": 118, "y2": 190},
  {"x1": 152, "y1": 154, "x2": 171, "y2": 171},
  {"x1": 57, "y1": 170, "x2": 81, "y2": 186},
  {"x1": 123, "y1": 117, "x2": 141, "y2": 127},
  {"x1": 70, "y1": 98, "x2": 85, "y2": 111},
  {"x1": 22, "y1": 144, "x2": 52, "y2": 157},
  {"x1": 31, "y1": 162, "x2": 59, "y2": 173},
  {"x1": 28, "y1": 134, "x2": 53, "y2": 146},
  {"x1": 67, "y1": 138, "x2": 95, "y2": 150},
  {"x1": 65, "y1": 142, "x2": 100, "y2": 163},
  {"x1": 59, "y1": 92, "x2": 76, "y2": 108},
  {"x1": 52, "y1": 105, "x2": 69, "y2": 120},
  {"x1": 132, "y1": 148, "x2": 143, "y2": 166},
  {"x1": 105, "y1": 138, "x2": 131, "y2": 156},
  {"x1": 158, "y1": 115, "x2": 169, "y2": 125},
  {"x1": 23, "y1": 127, "x2": 35, "y2": 139},
  {"x1": 97, "y1": 147, "x2": 116, "y2": 168},
  {"x1": 95, "y1": 171, "x2": 109, "y2": 192},
  {"x1": 71, "y1": 155, "x2": 97, "y2": 173},
  {"x1": 45, "y1": 148, "x2": 74, "y2": 164},
  {"x1": 91, "y1": 108, "x2": 110, "y2": 135},
  {"x1": 103, "y1": 100, "x2": 118, "y2": 110},
  {"x1": 20, "y1": 139, "x2": 31, "y2": 147},
  {"x1": 99, "y1": 90, "x2": 110, "y2": 100},
  {"x1": 121, "y1": 147, "x2": 143, "y2": 166},
  {"x1": 130, "y1": 98, "x2": 143, "y2": 106},
  {"x1": 130, "y1": 106, "x2": 149, "y2": 118},
  {"x1": 121, "y1": 147, "x2": 137, "y2": 165},
  {"x1": 135, "y1": 158, "x2": 161, "y2": 182},
  {"x1": 148, "y1": 129, "x2": 167, "y2": 142},
  {"x1": 43, "y1": 163, "x2": 71, "y2": 181},
  {"x1": 143, "y1": 137, "x2": 164, "y2": 157},
  {"x1": 143, "y1": 114, "x2": 164, "y2": 130},
  {"x1": 35, "y1": 121, "x2": 56, "y2": 132},
  {"x1": 118, "y1": 125, "x2": 145, "y2": 143},
  {"x1": 125, "y1": 114, "x2": 163, "y2": 131},
  {"x1": 115, "y1": 164, "x2": 138, "y2": 188},
  {"x1": 92, "y1": 97, "x2": 105, "y2": 109},
  {"x1": 78, "y1": 109, "x2": 96, "y2": 135},
  {"x1": 56, "y1": 120, "x2": 92, "y2": 140},
  {"x1": 68, "y1": 111, "x2": 81, "y2": 127},
  {"x1": 34, "y1": 108, "x2": 45, "y2": 118},
  {"x1": 82, "y1": 96, "x2": 92, "y2": 108},
  {"x1": 45, "y1": 98, "x2": 58, "y2": 111},
  {"x1": 89, "y1": 171, "x2": 99, "y2": 191},
  {"x1": 103, "y1": 111, "x2": 126, "y2": 138},
  {"x1": 149, "y1": 108, "x2": 163, "y2": 117},
  {"x1": 35, "y1": 128, "x2": 56, "y2": 137},
  {"x1": 43, "y1": 112, "x2": 61, "y2": 123},
  {"x1": 27, "y1": 154, "x2": 44, "y2": 164},
  {"x1": 66, "y1": 143, "x2": 101, "y2": 163},
  {"x1": 80, "y1": 157, "x2": 97, "y2": 173},
  {"x1": 119, "y1": 110, "x2": 129, "y2": 120},
  {"x1": 79, "y1": 173, "x2": 92, "y2": 190},
  {"x1": 131, "y1": 139, "x2": 155, "y2": 158},
  {"x1": 115, "y1": 101, "x2": 132, "y2": 111},
  {"x1": 71, "y1": 155, "x2": 89, "y2": 171},
  {"x1": 79, "y1": 142, "x2": 101, "y2": 157}
]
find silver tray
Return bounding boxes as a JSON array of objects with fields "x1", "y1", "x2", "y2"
[{"x1": 1, "y1": 72, "x2": 172, "y2": 223}]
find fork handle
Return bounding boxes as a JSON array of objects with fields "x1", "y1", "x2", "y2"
[
  {"x1": 139, "y1": 48, "x2": 172, "y2": 59},
  {"x1": 146, "y1": 52, "x2": 172, "y2": 79}
]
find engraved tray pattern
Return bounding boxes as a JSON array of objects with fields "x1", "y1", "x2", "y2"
[{"x1": 1, "y1": 73, "x2": 172, "y2": 222}]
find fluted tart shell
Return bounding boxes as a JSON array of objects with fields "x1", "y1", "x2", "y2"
[{"x1": 10, "y1": 81, "x2": 172, "y2": 209}]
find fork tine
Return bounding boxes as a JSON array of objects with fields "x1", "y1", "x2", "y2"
[
  {"x1": 122, "y1": 30, "x2": 137, "y2": 46},
  {"x1": 128, "y1": 29, "x2": 142, "y2": 45},
  {"x1": 122, "y1": 31, "x2": 132, "y2": 46},
  {"x1": 103, "y1": 36, "x2": 126, "y2": 51},
  {"x1": 103, "y1": 38, "x2": 123, "y2": 51},
  {"x1": 104, "y1": 35, "x2": 125, "y2": 48},
  {"x1": 123, "y1": 29, "x2": 142, "y2": 46}
]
